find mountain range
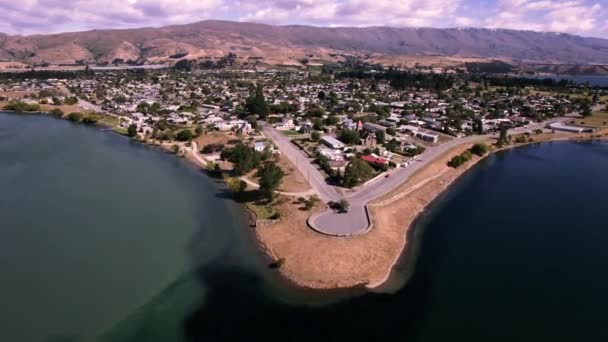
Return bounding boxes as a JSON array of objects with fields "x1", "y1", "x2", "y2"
[{"x1": 1, "y1": 20, "x2": 608, "y2": 70}]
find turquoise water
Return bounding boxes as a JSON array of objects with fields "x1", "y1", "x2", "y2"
[{"x1": 0, "y1": 113, "x2": 272, "y2": 342}]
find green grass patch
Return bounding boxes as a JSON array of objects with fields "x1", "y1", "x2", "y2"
[
  {"x1": 98, "y1": 115, "x2": 120, "y2": 127},
  {"x1": 280, "y1": 130, "x2": 300, "y2": 137},
  {"x1": 112, "y1": 127, "x2": 129, "y2": 135},
  {"x1": 246, "y1": 202, "x2": 278, "y2": 220}
]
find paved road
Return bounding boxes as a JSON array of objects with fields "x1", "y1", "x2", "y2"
[
  {"x1": 265, "y1": 119, "x2": 565, "y2": 236},
  {"x1": 262, "y1": 125, "x2": 343, "y2": 202},
  {"x1": 79, "y1": 99, "x2": 104, "y2": 113}
]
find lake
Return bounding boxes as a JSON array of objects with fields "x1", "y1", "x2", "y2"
[
  {"x1": 0, "y1": 113, "x2": 287, "y2": 342},
  {"x1": 530, "y1": 75, "x2": 608, "y2": 87},
  {"x1": 2, "y1": 113, "x2": 608, "y2": 341}
]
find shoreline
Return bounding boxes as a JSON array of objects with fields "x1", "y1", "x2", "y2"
[
  {"x1": 253, "y1": 130, "x2": 608, "y2": 291},
  {"x1": 4, "y1": 110, "x2": 608, "y2": 293},
  {"x1": 365, "y1": 132, "x2": 608, "y2": 290}
]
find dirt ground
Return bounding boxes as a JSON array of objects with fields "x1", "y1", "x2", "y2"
[
  {"x1": 195, "y1": 131, "x2": 239, "y2": 148},
  {"x1": 276, "y1": 155, "x2": 311, "y2": 193}
]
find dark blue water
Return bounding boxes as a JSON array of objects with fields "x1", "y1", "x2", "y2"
[
  {"x1": 103, "y1": 140, "x2": 608, "y2": 342},
  {"x1": 534, "y1": 75, "x2": 608, "y2": 87}
]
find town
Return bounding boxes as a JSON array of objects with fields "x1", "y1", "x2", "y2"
[{"x1": 1, "y1": 64, "x2": 607, "y2": 235}]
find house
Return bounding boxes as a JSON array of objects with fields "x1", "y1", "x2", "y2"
[
  {"x1": 276, "y1": 118, "x2": 295, "y2": 130},
  {"x1": 341, "y1": 119, "x2": 358, "y2": 131},
  {"x1": 328, "y1": 160, "x2": 347, "y2": 172},
  {"x1": 318, "y1": 147, "x2": 344, "y2": 161},
  {"x1": 362, "y1": 122, "x2": 387, "y2": 132},
  {"x1": 378, "y1": 119, "x2": 397, "y2": 128},
  {"x1": 361, "y1": 155, "x2": 389, "y2": 167},
  {"x1": 363, "y1": 132, "x2": 377, "y2": 147},
  {"x1": 320, "y1": 135, "x2": 345, "y2": 149},
  {"x1": 254, "y1": 141, "x2": 267, "y2": 152},
  {"x1": 399, "y1": 125, "x2": 419, "y2": 134},
  {"x1": 299, "y1": 125, "x2": 313, "y2": 134},
  {"x1": 548, "y1": 122, "x2": 594, "y2": 133},
  {"x1": 415, "y1": 131, "x2": 440, "y2": 143}
]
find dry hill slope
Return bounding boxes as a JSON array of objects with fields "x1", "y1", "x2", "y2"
[{"x1": 1, "y1": 20, "x2": 608, "y2": 66}]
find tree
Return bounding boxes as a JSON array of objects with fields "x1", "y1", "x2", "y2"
[
  {"x1": 473, "y1": 118, "x2": 484, "y2": 134},
  {"x1": 127, "y1": 124, "x2": 138, "y2": 137},
  {"x1": 318, "y1": 91, "x2": 326, "y2": 100},
  {"x1": 338, "y1": 199, "x2": 350, "y2": 213},
  {"x1": 448, "y1": 150, "x2": 473, "y2": 168},
  {"x1": 310, "y1": 131, "x2": 321, "y2": 142},
  {"x1": 194, "y1": 125, "x2": 204, "y2": 136},
  {"x1": 386, "y1": 127, "x2": 396, "y2": 136},
  {"x1": 343, "y1": 158, "x2": 375, "y2": 187},
  {"x1": 228, "y1": 144, "x2": 261, "y2": 175},
  {"x1": 245, "y1": 84, "x2": 269, "y2": 119},
  {"x1": 308, "y1": 105, "x2": 326, "y2": 118},
  {"x1": 470, "y1": 143, "x2": 490, "y2": 156},
  {"x1": 581, "y1": 103, "x2": 593, "y2": 117},
  {"x1": 339, "y1": 129, "x2": 361, "y2": 145},
  {"x1": 175, "y1": 129, "x2": 193, "y2": 142},
  {"x1": 150, "y1": 102, "x2": 162, "y2": 114},
  {"x1": 67, "y1": 112, "x2": 83, "y2": 122},
  {"x1": 82, "y1": 115, "x2": 100, "y2": 124},
  {"x1": 257, "y1": 162, "x2": 285, "y2": 200},
  {"x1": 226, "y1": 177, "x2": 247, "y2": 193},
  {"x1": 313, "y1": 118, "x2": 324, "y2": 131},
  {"x1": 174, "y1": 59, "x2": 193, "y2": 71},
  {"x1": 376, "y1": 130, "x2": 386, "y2": 144},
  {"x1": 136, "y1": 102, "x2": 150, "y2": 114},
  {"x1": 497, "y1": 125, "x2": 510, "y2": 147},
  {"x1": 49, "y1": 108, "x2": 64, "y2": 117},
  {"x1": 64, "y1": 96, "x2": 78, "y2": 105}
]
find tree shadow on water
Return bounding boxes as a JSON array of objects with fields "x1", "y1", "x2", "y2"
[{"x1": 182, "y1": 264, "x2": 430, "y2": 342}]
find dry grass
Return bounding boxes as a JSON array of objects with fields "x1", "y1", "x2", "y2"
[
  {"x1": 0, "y1": 99, "x2": 93, "y2": 116},
  {"x1": 255, "y1": 144, "x2": 479, "y2": 289},
  {"x1": 255, "y1": 129, "x2": 608, "y2": 289},
  {"x1": 195, "y1": 131, "x2": 241, "y2": 149},
  {"x1": 573, "y1": 110, "x2": 608, "y2": 128},
  {"x1": 276, "y1": 155, "x2": 311, "y2": 193}
]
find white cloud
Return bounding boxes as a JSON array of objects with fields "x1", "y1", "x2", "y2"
[
  {"x1": 0, "y1": 0, "x2": 605, "y2": 38},
  {"x1": 239, "y1": 0, "x2": 462, "y2": 27},
  {"x1": 486, "y1": 0, "x2": 605, "y2": 35}
]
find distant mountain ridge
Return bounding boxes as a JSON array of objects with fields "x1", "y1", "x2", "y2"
[{"x1": 1, "y1": 20, "x2": 608, "y2": 67}]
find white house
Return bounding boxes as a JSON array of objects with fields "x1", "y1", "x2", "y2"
[
  {"x1": 321, "y1": 135, "x2": 345, "y2": 149},
  {"x1": 276, "y1": 118, "x2": 295, "y2": 130}
]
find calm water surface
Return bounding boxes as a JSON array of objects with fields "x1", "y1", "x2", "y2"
[
  {"x1": 0, "y1": 113, "x2": 286, "y2": 342},
  {"x1": 2, "y1": 113, "x2": 608, "y2": 341}
]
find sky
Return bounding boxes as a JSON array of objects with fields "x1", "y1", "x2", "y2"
[{"x1": 0, "y1": 0, "x2": 606, "y2": 38}]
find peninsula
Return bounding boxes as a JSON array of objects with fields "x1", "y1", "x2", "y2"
[{"x1": 2, "y1": 23, "x2": 608, "y2": 290}]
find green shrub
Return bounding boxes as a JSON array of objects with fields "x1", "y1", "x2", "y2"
[
  {"x1": 67, "y1": 112, "x2": 83, "y2": 122},
  {"x1": 470, "y1": 143, "x2": 490, "y2": 156}
]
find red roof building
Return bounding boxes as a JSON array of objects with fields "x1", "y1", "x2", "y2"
[{"x1": 361, "y1": 155, "x2": 389, "y2": 166}]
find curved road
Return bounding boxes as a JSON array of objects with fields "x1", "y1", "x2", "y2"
[{"x1": 265, "y1": 119, "x2": 566, "y2": 236}]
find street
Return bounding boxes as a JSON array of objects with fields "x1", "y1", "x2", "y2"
[{"x1": 265, "y1": 118, "x2": 567, "y2": 236}]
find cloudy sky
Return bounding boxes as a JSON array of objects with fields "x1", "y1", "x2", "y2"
[{"x1": 0, "y1": 0, "x2": 606, "y2": 38}]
